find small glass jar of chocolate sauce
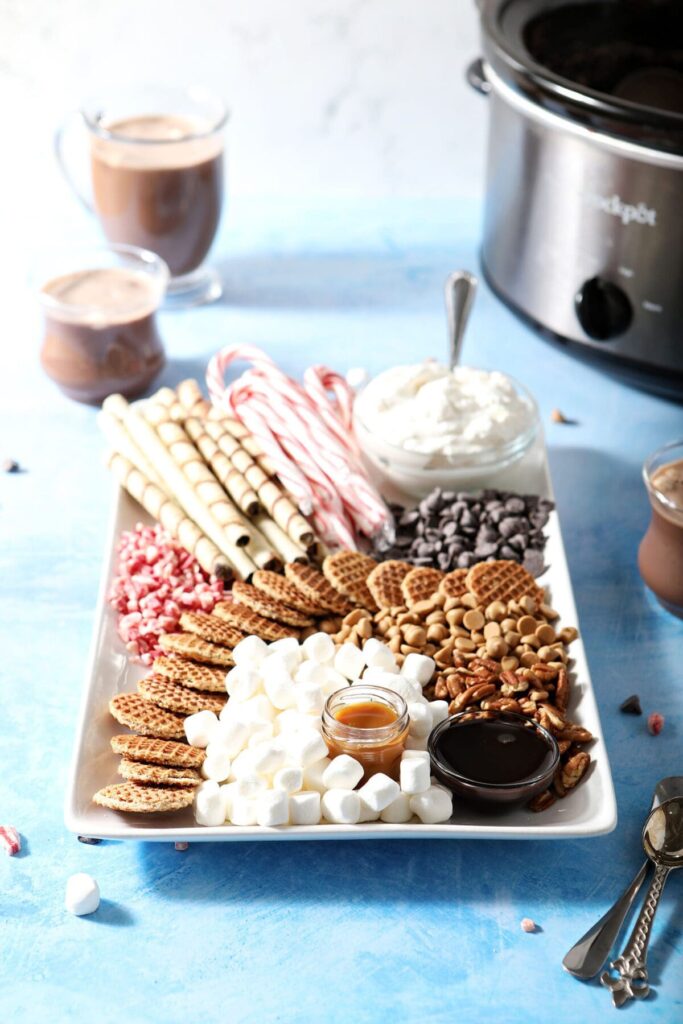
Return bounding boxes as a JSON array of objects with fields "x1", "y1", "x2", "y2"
[{"x1": 428, "y1": 710, "x2": 559, "y2": 808}]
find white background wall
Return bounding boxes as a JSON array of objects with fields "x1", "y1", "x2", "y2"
[{"x1": 0, "y1": 0, "x2": 487, "y2": 202}]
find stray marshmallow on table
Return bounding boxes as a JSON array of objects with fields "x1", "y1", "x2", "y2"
[{"x1": 65, "y1": 873, "x2": 100, "y2": 916}]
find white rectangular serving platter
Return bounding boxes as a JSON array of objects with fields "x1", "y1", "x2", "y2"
[{"x1": 65, "y1": 439, "x2": 617, "y2": 842}]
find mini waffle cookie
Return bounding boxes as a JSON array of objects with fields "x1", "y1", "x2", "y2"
[
  {"x1": 159, "y1": 632, "x2": 235, "y2": 667},
  {"x1": 438, "y1": 568, "x2": 469, "y2": 601},
  {"x1": 400, "y1": 566, "x2": 444, "y2": 608},
  {"x1": 252, "y1": 570, "x2": 322, "y2": 615},
  {"x1": 212, "y1": 602, "x2": 298, "y2": 642},
  {"x1": 111, "y1": 734, "x2": 204, "y2": 768},
  {"x1": 466, "y1": 559, "x2": 543, "y2": 607},
  {"x1": 179, "y1": 611, "x2": 246, "y2": 648},
  {"x1": 93, "y1": 781, "x2": 196, "y2": 813},
  {"x1": 138, "y1": 674, "x2": 226, "y2": 716},
  {"x1": 284, "y1": 562, "x2": 353, "y2": 615},
  {"x1": 231, "y1": 580, "x2": 314, "y2": 627},
  {"x1": 367, "y1": 560, "x2": 412, "y2": 609},
  {"x1": 109, "y1": 693, "x2": 186, "y2": 739},
  {"x1": 118, "y1": 757, "x2": 202, "y2": 787},
  {"x1": 322, "y1": 551, "x2": 378, "y2": 610},
  {"x1": 152, "y1": 656, "x2": 227, "y2": 693}
]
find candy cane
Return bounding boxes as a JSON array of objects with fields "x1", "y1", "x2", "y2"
[{"x1": 206, "y1": 346, "x2": 389, "y2": 549}]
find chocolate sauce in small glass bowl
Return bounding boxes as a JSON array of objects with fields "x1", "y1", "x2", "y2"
[{"x1": 428, "y1": 710, "x2": 559, "y2": 809}]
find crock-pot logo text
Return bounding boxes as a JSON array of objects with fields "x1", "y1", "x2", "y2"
[{"x1": 587, "y1": 193, "x2": 657, "y2": 227}]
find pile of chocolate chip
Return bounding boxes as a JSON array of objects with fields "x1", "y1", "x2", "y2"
[{"x1": 375, "y1": 488, "x2": 554, "y2": 577}]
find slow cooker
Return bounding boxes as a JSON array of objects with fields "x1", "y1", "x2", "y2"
[{"x1": 470, "y1": 0, "x2": 683, "y2": 397}]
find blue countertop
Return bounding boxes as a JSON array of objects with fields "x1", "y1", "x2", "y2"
[{"x1": 1, "y1": 197, "x2": 681, "y2": 1023}]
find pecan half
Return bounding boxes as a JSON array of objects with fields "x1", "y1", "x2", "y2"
[
  {"x1": 539, "y1": 702, "x2": 566, "y2": 732},
  {"x1": 452, "y1": 681, "x2": 496, "y2": 713},
  {"x1": 528, "y1": 789, "x2": 556, "y2": 812},
  {"x1": 481, "y1": 696, "x2": 523, "y2": 714},
  {"x1": 557, "y1": 724, "x2": 594, "y2": 744},
  {"x1": 554, "y1": 668, "x2": 570, "y2": 713},
  {"x1": 560, "y1": 751, "x2": 590, "y2": 792},
  {"x1": 446, "y1": 675, "x2": 464, "y2": 699},
  {"x1": 434, "y1": 678, "x2": 449, "y2": 700}
]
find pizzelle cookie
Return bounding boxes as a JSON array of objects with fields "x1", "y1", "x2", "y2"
[
  {"x1": 252, "y1": 569, "x2": 321, "y2": 615},
  {"x1": 159, "y1": 632, "x2": 235, "y2": 667},
  {"x1": 284, "y1": 562, "x2": 353, "y2": 615},
  {"x1": 438, "y1": 568, "x2": 469, "y2": 601},
  {"x1": 118, "y1": 757, "x2": 202, "y2": 787},
  {"x1": 152, "y1": 656, "x2": 227, "y2": 693},
  {"x1": 466, "y1": 559, "x2": 543, "y2": 607},
  {"x1": 231, "y1": 580, "x2": 314, "y2": 627},
  {"x1": 93, "y1": 781, "x2": 196, "y2": 813},
  {"x1": 322, "y1": 551, "x2": 378, "y2": 610},
  {"x1": 212, "y1": 601, "x2": 299, "y2": 642},
  {"x1": 401, "y1": 567, "x2": 445, "y2": 608},
  {"x1": 367, "y1": 560, "x2": 412, "y2": 609},
  {"x1": 138, "y1": 674, "x2": 226, "y2": 716},
  {"x1": 179, "y1": 611, "x2": 246, "y2": 648},
  {"x1": 111, "y1": 734, "x2": 204, "y2": 768},
  {"x1": 109, "y1": 693, "x2": 186, "y2": 739}
]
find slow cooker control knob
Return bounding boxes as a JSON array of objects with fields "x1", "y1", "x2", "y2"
[{"x1": 575, "y1": 277, "x2": 632, "y2": 341}]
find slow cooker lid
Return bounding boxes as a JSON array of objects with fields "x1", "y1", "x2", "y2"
[{"x1": 482, "y1": 0, "x2": 683, "y2": 154}]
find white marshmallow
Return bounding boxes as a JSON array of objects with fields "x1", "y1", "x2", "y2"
[
  {"x1": 322, "y1": 754, "x2": 364, "y2": 790},
  {"x1": 301, "y1": 631, "x2": 335, "y2": 665},
  {"x1": 263, "y1": 667, "x2": 297, "y2": 710},
  {"x1": 321, "y1": 788, "x2": 361, "y2": 824},
  {"x1": 410, "y1": 786, "x2": 453, "y2": 824},
  {"x1": 380, "y1": 792, "x2": 413, "y2": 823},
  {"x1": 295, "y1": 682, "x2": 325, "y2": 715},
  {"x1": 184, "y1": 710, "x2": 219, "y2": 748},
  {"x1": 65, "y1": 873, "x2": 100, "y2": 916},
  {"x1": 219, "y1": 781, "x2": 238, "y2": 820},
  {"x1": 273, "y1": 765, "x2": 303, "y2": 794},
  {"x1": 408, "y1": 702, "x2": 433, "y2": 739},
  {"x1": 225, "y1": 666, "x2": 262, "y2": 702},
  {"x1": 294, "y1": 661, "x2": 328, "y2": 687},
  {"x1": 402, "y1": 652, "x2": 436, "y2": 686},
  {"x1": 285, "y1": 729, "x2": 329, "y2": 767},
  {"x1": 404, "y1": 734, "x2": 429, "y2": 751},
  {"x1": 235, "y1": 772, "x2": 268, "y2": 797},
  {"x1": 229, "y1": 796, "x2": 259, "y2": 825},
  {"x1": 391, "y1": 676, "x2": 424, "y2": 703},
  {"x1": 238, "y1": 695, "x2": 276, "y2": 724},
  {"x1": 230, "y1": 749, "x2": 258, "y2": 779},
  {"x1": 256, "y1": 789, "x2": 289, "y2": 827},
  {"x1": 276, "y1": 709, "x2": 322, "y2": 734},
  {"x1": 194, "y1": 780, "x2": 228, "y2": 826},
  {"x1": 289, "y1": 791, "x2": 322, "y2": 825},
  {"x1": 321, "y1": 667, "x2": 352, "y2": 696},
  {"x1": 358, "y1": 798, "x2": 380, "y2": 822},
  {"x1": 267, "y1": 638, "x2": 302, "y2": 672},
  {"x1": 362, "y1": 639, "x2": 397, "y2": 672},
  {"x1": 357, "y1": 773, "x2": 400, "y2": 812},
  {"x1": 429, "y1": 700, "x2": 449, "y2": 727},
  {"x1": 400, "y1": 756, "x2": 431, "y2": 795},
  {"x1": 246, "y1": 722, "x2": 275, "y2": 746},
  {"x1": 302, "y1": 757, "x2": 330, "y2": 793},
  {"x1": 201, "y1": 748, "x2": 232, "y2": 782},
  {"x1": 334, "y1": 643, "x2": 365, "y2": 681},
  {"x1": 213, "y1": 718, "x2": 250, "y2": 757},
  {"x1": 361, "y1": 668, "x2": 402, "y2": 689},
  {"x1": 250, "y1": 740, "x2": 287, "y2": 774},
  {"x1": 402, "y1": 749, "x2": 431, "y2": 760},
  {"x1": 232, "y1": 634, "x2": 268, "y2": 667}
]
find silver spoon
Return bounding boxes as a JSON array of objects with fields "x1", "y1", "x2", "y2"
[
  {"x1": 444, "y1": 270, "x2": 477, "y2": 369},
  {"x1": 600, "y1": 796, "x2": 683, "y2": 1007},
  {"x1": 563, "y1": 776, "x2": 683, "y2": 980}
]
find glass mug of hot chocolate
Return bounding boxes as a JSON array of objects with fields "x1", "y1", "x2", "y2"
[
  {"x1": 54, "y1": 85, "x2": 228, "y2": 307},
  {"x1": 638, "y1": 440, "x2": 683, "y2": 618}
]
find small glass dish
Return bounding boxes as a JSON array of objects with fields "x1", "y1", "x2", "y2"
[
  {"x1": 353, "y1": 368, "x2": 540, "y2": 499},
  {"x1": 322, "y1": 685, "x2": 409, "y2": 781},
  {"x1": 428, "y1": 710, "x2": 559, "y2": 808},
  {"x1": 638, "y1": 439, "x2": 683, "y2": 618}
]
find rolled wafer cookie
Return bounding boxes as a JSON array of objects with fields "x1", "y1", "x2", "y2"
[
  {"x1": 159, "y1": 632, "x2": 235, "y2": 667},
  {"x1": 183, "y1": 415, "x2": 260, "y2": 517},
  {"x1": 152, "y1": 656, "x2": 227, "y2": 693},
  {"x1": 110, "y1": 734, "x2": 205, "y2": 767},
  {"x1": 109, "y1": 693, "x2": 186, "y2": 739},
  {"x1": 93, "y1": 782, "x2": 196, "y2": 813}
]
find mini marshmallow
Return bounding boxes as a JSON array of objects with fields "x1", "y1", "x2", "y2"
[
  {"x1": 294, "y1": 661, "x2": 328, "y2": 686},
  {"x1": 357, "y1": 773, "x2": 400, "y2": 813},
  {"x1": 334, "y1": 642, "x2": 365, "y2": 681},
  {"x1": 229, "y1": 796, "x2": 259, "y2": 825},
  {"x1": 256, "y1": 789, "x2": 289, "y2": 827},
  {"x1": 285, "y1": 729, "x2": 329, "y2": 767},
  {"x1": 322, "y1": 754, "x2": 364, "y2": 790},
  {"x1": 408, "y1": 702, "x2": 433, "y2": 739},
  {"x1": 289, "y1": 791, "x2": 322, "y2": 825},
  {"x1": 263, "y1": 668, "x2": 297, "y2": 711},
  {"x1": 225, "y1": 666, "x2": 262, "y2": 703},
  {"x1": 201, "y1": 748, "x2": 232, "y2": 782},
  {"x1": 401, "y1": 652, "x2": 436, "y2": 686},
  {"x1": 404, "y1": 734, "x2": 429, "y2": 751},
  {"x1": 380, "y1": 792, "x2": 413, "y2": 823},
  {"x1": 184, "y1": 710, "x2": 220, "y2": 748},
  {"x1": 358, "y1": 798, "x2": 380, "y2": 822},
  {"x1": 238, "y1": 695, "x2": 277, "y2": 724},
  {"x1": 321, "y1": 788, "x2": 361, "y2": 824},
  {"x1": 230, "y1": 748, "x2": 258, "y2": 779},
  {"x1": 321, "y1": 667, "x2": 351, "y2": 695},
  {"x1": 361, "y1": 638, "x2": 397, "y2": 672},
  {"x1": 400, "y1": 756, "x2": 431, "y2": 795},
  {"x1": 295, "y1": 682, "x2": 325, "y2": 715},
  {"x1": 250, "y1": 740, "x2": 287, "y2": 774},
  {"x1": 276, "y1": 709, "x2": 322, "y2": 734},
  {"x1": 429, "y1": 700, "x2": 449, "y2": 727},
  {"x1": 361, "y1": 668, "x2": 402, "y2": 689},
  {"x1": 65, "y1": 873, "x2": 100, "y2": 916},
  {"x1": 302, "y1": 631, "x2": 335, "y2": 665},
  {"x1": 402, "y1": 748, "x2": 430, "y2": 760},
  {"x1": 246, "y1": 722, "x2": 275, "y2": 746},
  {"x1": 219, "y1": 781, "x2": 238, "y2": 820},
  {"x1": 232, "y1": 634, "x2": 268, "y2": 667},
  {"x1": 235, "y1": 772, "x2": 268, "y2": 797},
  {"x1": 194, "y1": 780, "x2": 228, "y2": 826},
  {"x1": 267, "y1": 637, "x2": 302, "y2": 672},
  {"x1": 410, "y1": 786, "x2": 453, "y2": 824},
  {"x1": 302, "y1": 757, "x2": 330, "y2": 793},
  {"x1": 273, "y1": 765, "x2": 303, "y2": 794},
  {"x1": 213, "y1": 718, "x2": 250, "y2": 757}
]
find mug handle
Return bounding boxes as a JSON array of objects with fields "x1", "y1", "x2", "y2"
[{"x1": 53, "y1": 110, "x2": 95, "y2": 214}]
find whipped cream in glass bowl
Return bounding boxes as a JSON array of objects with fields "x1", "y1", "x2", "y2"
[{"x1": 353, "y1": 361, "x2": 541, "y2": 499}]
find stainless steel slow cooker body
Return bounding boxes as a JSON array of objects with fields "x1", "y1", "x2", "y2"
[{"x1": 474, "y1": 0, "x2": 683, "y2": 394}]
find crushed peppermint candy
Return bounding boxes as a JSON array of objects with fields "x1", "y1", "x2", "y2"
[
  {"x1": 108, "y1": 523, "x2": 226, "y2": 666},
  {"x1": 0, "y1": 825, "x2": 21, "y2": 856},
  {"x1": 520, "y1": 917, "x2": 538, "y2": 933}
]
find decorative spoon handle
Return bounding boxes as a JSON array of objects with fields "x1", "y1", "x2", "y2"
[
  {"x1": 600, "y1": 864, "x2": 670, "y2": 1007},
  {"x1": 444, "y1": 270, "x2": 477, "y2": 369}
]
